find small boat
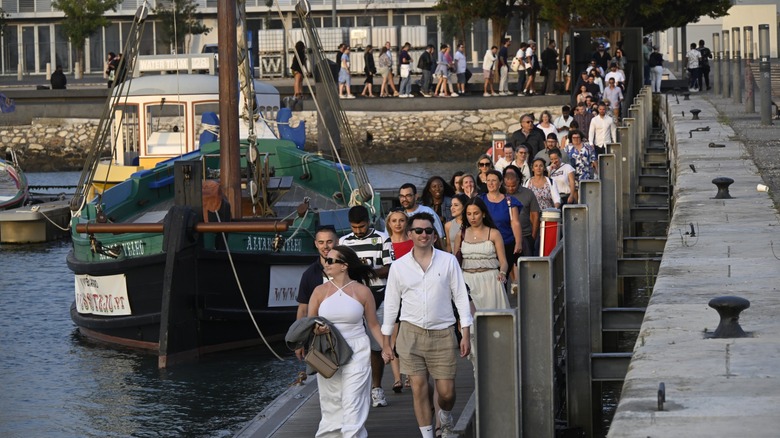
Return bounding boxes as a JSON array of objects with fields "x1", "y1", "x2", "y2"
[
  {"x1": 0, "y1": 198, "x2": 71, "y2": 243},
  {"x1": 67, "y1": 1, "x2": 380, "y2": 367},
  {"x1": 0, "y1": 151, "x2": 29, "y2": 211}
]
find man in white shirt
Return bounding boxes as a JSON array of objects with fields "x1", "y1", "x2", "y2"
[
  {"x1": 588, "y1": 102, "x2": 617, "y2": 156},
  {"x1": 553, "y1": 105, "x2": 573, "y2": 144},
  {"x1": 382, "y1": 212, "x2": 472, "y2": 438},
  {"x1": 454, "y1": 44, "x2": 467, "y2": 95},
  {"x1": 685, "y1": 42, "x2": 702, "y2": 91}
]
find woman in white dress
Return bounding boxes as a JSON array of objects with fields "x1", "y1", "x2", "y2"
[
  {"x1": 307, "y1": 245, "x2": 385, "y2": 438},
  {"x1": 454, "y1": 197, "x2": 510, "y2": 310}
]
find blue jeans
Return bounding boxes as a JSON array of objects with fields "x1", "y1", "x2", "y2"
[{"x1": 400, "y1": 76, "x2": 412, "y2": 95}]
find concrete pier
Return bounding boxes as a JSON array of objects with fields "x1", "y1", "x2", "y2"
[{"x1": 608, "y1": 94, "x2": 780, "y2": 435}]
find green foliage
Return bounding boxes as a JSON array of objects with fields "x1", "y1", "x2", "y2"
[
  {"x1": 540, "y1": 0, "x2": 731, "y2": 33},
  {"x1": 0, "y1": 8, "x2": 7, "y2": 37},
  {"x1": 436, "y1": 0, "x2": 518, "y2": 46},
  {"x1": 435, "y1": 0, "x2": 478, "y2": 44},
  {"x1": 154, "y1": 0, "x2": 211, "y2": 53},
  {"x1": 52, "y1": 0, "x2": 120, "y2": 69}
]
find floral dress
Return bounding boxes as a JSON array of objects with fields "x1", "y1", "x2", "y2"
[{"x1": 565, "y1": 143, "x2": 597, "y2": 187}]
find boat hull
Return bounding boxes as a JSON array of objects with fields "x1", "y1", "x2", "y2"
[{"x1": 67, "y1": 247, "x2": 308, "y2": 355}]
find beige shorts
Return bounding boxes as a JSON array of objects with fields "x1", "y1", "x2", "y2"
[{"x1": 396, "y1": 321, "x2": 458, "y2": 380}]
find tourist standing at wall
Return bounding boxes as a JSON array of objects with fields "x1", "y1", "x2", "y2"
[
  {"x1": 697, "y1": 39, "x2": 713, "y2": 91},
  {"x1": 381, "y1": 212, "x2": 473, "y2": 438},
  {"x1": 338, "y1": 47, "x2": 356, "y2": 99},
  {"x1": 497, "y1": 39, "x2": 511, "y2": 95},
  {"x1": 515, "y1": 42, "x2": 528, "y2": 96},
  {"x1": 685, "y1": 42, "x2": 702, "y2": 92},
  {"x1": 482, "y1": 46, "x2": 498, "y2": 96},
  {"x1": 362, "y1": 45, "x2": 376, "y2": 97},
  {"x1": 399, "y1": 42, "x2": 414, "y2": 98},
  {"x1": 291, "y1": 41, "x2": 307, "y2": 99},
  {"x1": 454, "y1": 43, "x2": 467, "y2": 96},
  {"x1": 418, "y1": 44, "x2": 435, "y2": 97},
  {"x1": 541, "y1": 40, "x2": 558, "y2": 95}
]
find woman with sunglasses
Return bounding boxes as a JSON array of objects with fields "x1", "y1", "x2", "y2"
[
  {"x1": 444, "y1": 193, "x2": 469, "y2": 253},
  {"x1": 307, "y1": 245, "x2": 385, "y2": 437},
  {"x1": 475, "y1": 154, "x2": 493, "y2": 193},
  {"x1": 453, "y1": 197, "x2": 510, "y2": 309},
  {"x1": 421, "y1": 175, "x2": 455, "y2": 226}
]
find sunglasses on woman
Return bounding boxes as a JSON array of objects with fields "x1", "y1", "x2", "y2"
[
  {"x1": 324, "y1": 257, "x2": 347, "y2": 265},
  {"x1": 411, "y1": 227, "x2": 435, "y2": 235},
  {"x1": 478, "y1": 162, "x2": 492, "y2": 167}
]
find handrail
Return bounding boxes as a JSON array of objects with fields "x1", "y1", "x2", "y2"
[{"x1": 76, "y1": 221, "x2": 289, "y2": 234}]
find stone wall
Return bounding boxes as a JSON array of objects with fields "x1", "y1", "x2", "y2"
[
  {"x1": 3, "y1": 106, "x2": 558, "y2": 171},
  {"x1": 292, "y1": 106, "x2": 555, "y2": 164},
  {"x1": 2, "y1": 118, "x2": 100, "y2": 171}
]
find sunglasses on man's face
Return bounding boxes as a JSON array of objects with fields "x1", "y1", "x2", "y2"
[
  {"x1": 324, "y1": 257, "x2": 347, "y2": 265},
  {"x1": 479, "y1": 162, "x2": 492, "y2": 167},
  {"x1": 411, "y1": 227, "x2": 435, "y2": 235}
]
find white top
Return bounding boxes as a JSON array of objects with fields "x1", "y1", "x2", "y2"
[
  {"x1": 548, "y1": 163, "x2": 575, "y2": 195},
  {"x1": 588, "y1": 114, "x2": 617, "y2": 146},
  {"x1": 482, "y1": 50, "x2": 496, "y2": 71},
  {"x1": 686, "y1": 49, "x2": 701, "y2": 69},
  {"x1": 382, "y1": 249, "x2": 473, "y2": 335},
  {"x1": 536, "y1": 123, "x2": 558, "y2": 139},
  {"x1": 604, "y1": 70, "x2": 625, "y2": 84},
  {"x1": 454, "y1": 50, "x2": 467, "y2": 74},
  {"x1": 494, "y1": 157, "x2": 518, "y2": 173},
  {"x1": 553, "y1": 115, "x2": 573, "y2": 143}
]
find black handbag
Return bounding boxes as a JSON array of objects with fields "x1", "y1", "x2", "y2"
[{"x1": 305, "y1": 332, "x2": 339, "y2": 378}]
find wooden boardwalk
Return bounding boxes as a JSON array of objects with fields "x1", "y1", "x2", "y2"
[{"x1": 236, "y1": 357, "x2": 476, "y2": 437}]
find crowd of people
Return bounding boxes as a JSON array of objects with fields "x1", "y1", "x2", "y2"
[
  {"x1": 286, "y1": 103, "x2": 614, "y2": 437},
  {"x1": 306, "y1": 38, "x2": 585, "y2": 99}
]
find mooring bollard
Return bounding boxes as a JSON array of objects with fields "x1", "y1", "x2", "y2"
[
  {"x1": 683, "y1": 91, "x2": 691, "y2": 100},
  {"x1": 690, "y1": 109, "x2": 701, "y2": 120},
  {"x1": 712, "y1": 177, "x2": 734, "y2": 199},
  {"x1": 708, "y1": 296, "x2": 750, "y2": 338}
]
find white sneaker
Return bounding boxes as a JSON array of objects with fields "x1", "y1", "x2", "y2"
[
  {"x1": 346, "y1": 94, "x2": 356, "y2": 99},
  {"x1": 399, "y1": 94, "x2": 408, "y2": 98},
  {"x1": 483, "y1": 92, "x2": 491, "y2": 97},
  {"x1": 439, "y1": 410, "x2": 455, "y2": 437},
  {"x1": 371, "y1": 387, "x2": 388, "y2": 407}
]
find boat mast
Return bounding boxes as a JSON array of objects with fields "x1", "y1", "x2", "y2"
[{"x1": 218, "y1": 0, "x2": 242, "y2": 219}]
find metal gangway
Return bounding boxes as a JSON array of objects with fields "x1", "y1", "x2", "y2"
[{"x1": 472, "y1": 86, "x2": 671, "y2": 437}]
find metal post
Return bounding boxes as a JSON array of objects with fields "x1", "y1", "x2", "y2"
[
  {"x1": 518, "y1": 255, "x2": 557, "y2": 437},
  {"x1": 713, "y1": 33, "x2": 721, "y2": 95},
  {"x1": 563, "y1": 205, "x2": 592, "y2": 437},
  {"x1": 475, "y1": 310, "x2": 520, "y2": 438},
  {"x1": 578, "y1": 180, "x2": 603, "y2": 353},
  {"x1": 732, "y1": 27, "x2": 742, "y2": 103},
  {"x1": 723, "y1": 29, "x2": 731, "y2": 98},
  {"x1": 745, "y1": 26, "x2": 755, "y2": 113},
  {"x1": 599, "y1": 155, "x2": 619, "y2": 308},
  {"x1": 673, "y1": 28, "x2": 679, "y2": 74},
  {"x1": 759, "y1": 24, "x2": 772, "y2": 125}
]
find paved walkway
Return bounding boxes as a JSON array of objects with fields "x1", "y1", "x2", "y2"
[{"x1": 608, "y1": 91, "x2": 780, "y2": 436}]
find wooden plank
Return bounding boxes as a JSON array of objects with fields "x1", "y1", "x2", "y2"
[{"x1": 262, "y1": 357, "x2": 475, "y2": 437}]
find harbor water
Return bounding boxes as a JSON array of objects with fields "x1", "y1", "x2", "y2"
[{"x1": 0, "y1": 164, "x2": 470, "y2": 437}]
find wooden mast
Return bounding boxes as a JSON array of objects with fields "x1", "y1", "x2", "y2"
[{"x1": 217, "y1": 0, "x2": 242, "y2": 219}]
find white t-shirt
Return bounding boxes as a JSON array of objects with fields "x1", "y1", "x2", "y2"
[
  {"x1": 604, "y1": 70, "x2": 625, "y2": 84},
  {"x1": 482, "y1": 50, "x2": 496, "y2": 71},
  {"x1": 454, "y1": 50, "x2": 467, "y2": 74},
  {"x1": 686, "y1": 49, "x2": 701, "y2": 69}
]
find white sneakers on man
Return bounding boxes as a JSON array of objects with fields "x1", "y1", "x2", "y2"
[{"x1": 371, "y1": 387, "x2": 388, "y2": 407}]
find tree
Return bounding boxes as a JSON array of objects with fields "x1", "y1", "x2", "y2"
[
  {"x1": 0, "y1": 8, "x2": 7, "y2": 38},
  {"x1": 52, "y1": 0, "x2": 120, "y2": 75},
  {"x1": 436, "y1": 0, "x2": 479, "y2": 45},
  {"x1": 539, "y1": 0, "x2": 731, "y2": 34},
  {"x1": 154, "y1": 0, "x2": 211, "y2": 54}
]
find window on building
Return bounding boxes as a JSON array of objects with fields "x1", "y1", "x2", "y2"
[
  {"x1": 88, "y1": 31, "x2": 104, "y2": 73},
  {"x1": 38, "y1": 26, "x2": 51, "y2": 69},
  {"x1": 406, "y1": 15, "x2": 421, "y2": 26},
  {"x1": 339, "y1": 16, "x2": 354, "y2": 28},
  {"x1": 373, "y1": 15, "x2": 388, "y2": 27},
  {"x1": 4, "y1": 26, "x2": 19, "y2": 74},
  {"x1": 356, "y1": 16, "x2": 372, "y2": 27}
]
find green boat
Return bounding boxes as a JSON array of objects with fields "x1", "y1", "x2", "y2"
[{"x1": 67, "y1": 0, "x2": 380, "y2": 367}]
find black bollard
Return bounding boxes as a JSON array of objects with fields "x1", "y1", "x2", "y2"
[
  {"x1": 708, "y1": 296, "x2": 750, "y2": 338},
  {"x1": 690, "y1": 109, "x2": 701, "y2": 120},
  {"x1": 712, "y1": 177, "x2": 735, "y2": 199},
  {"x1": 683, "y1": 91, "x2": 691, "y2": 100}
]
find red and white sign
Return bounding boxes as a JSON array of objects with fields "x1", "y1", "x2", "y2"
[{"x1": 74, "y1": 274, "x2": 132, "y2": 316}]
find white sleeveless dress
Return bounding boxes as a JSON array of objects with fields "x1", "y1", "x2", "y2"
[{"x1": 316, "y1": 282, "x2": 371, "y2": 438}]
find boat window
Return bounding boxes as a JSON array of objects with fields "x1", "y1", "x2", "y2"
[
  {"x1": 113, "y1": 104, "x2": 140, "y2": 166},
  {"x1": 194, "y1": 102, "x2": 220, "y2": 147},
  {"x1": 145, "y1": 101, "x2": 187, "y2": 156}
]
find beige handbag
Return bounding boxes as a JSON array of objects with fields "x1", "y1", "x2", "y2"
[{"x1": 305, "y1": 332, "x2": 339, "y2": 378}]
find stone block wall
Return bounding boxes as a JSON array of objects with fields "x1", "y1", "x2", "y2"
[{"x1": 3, "y1": 106, "x2": 558, "y2": 171}]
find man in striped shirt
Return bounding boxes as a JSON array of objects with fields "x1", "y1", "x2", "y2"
[{"x1": 340, "y1": 205, "x2": 393, "y2": 407}]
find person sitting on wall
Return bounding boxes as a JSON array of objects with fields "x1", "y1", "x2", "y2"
[{"x1": 51, "y1": 66, "x2": 67, "y2": 89}]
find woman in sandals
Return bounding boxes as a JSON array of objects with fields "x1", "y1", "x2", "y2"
[
  {"x1": 385, "y1": 209, "x2": 412, "y2": 393},
  {"x1": 307, "y1": 245, "x2": 386, "y2": 437}
]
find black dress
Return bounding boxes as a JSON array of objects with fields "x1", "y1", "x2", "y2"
[{"x1": 364, "y1": 51, "x2": 376, "y2": 84}]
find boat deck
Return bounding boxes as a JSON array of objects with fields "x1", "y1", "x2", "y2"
[{"x1": 235, "y1": 357, "x2": 476, "y2": 437}]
